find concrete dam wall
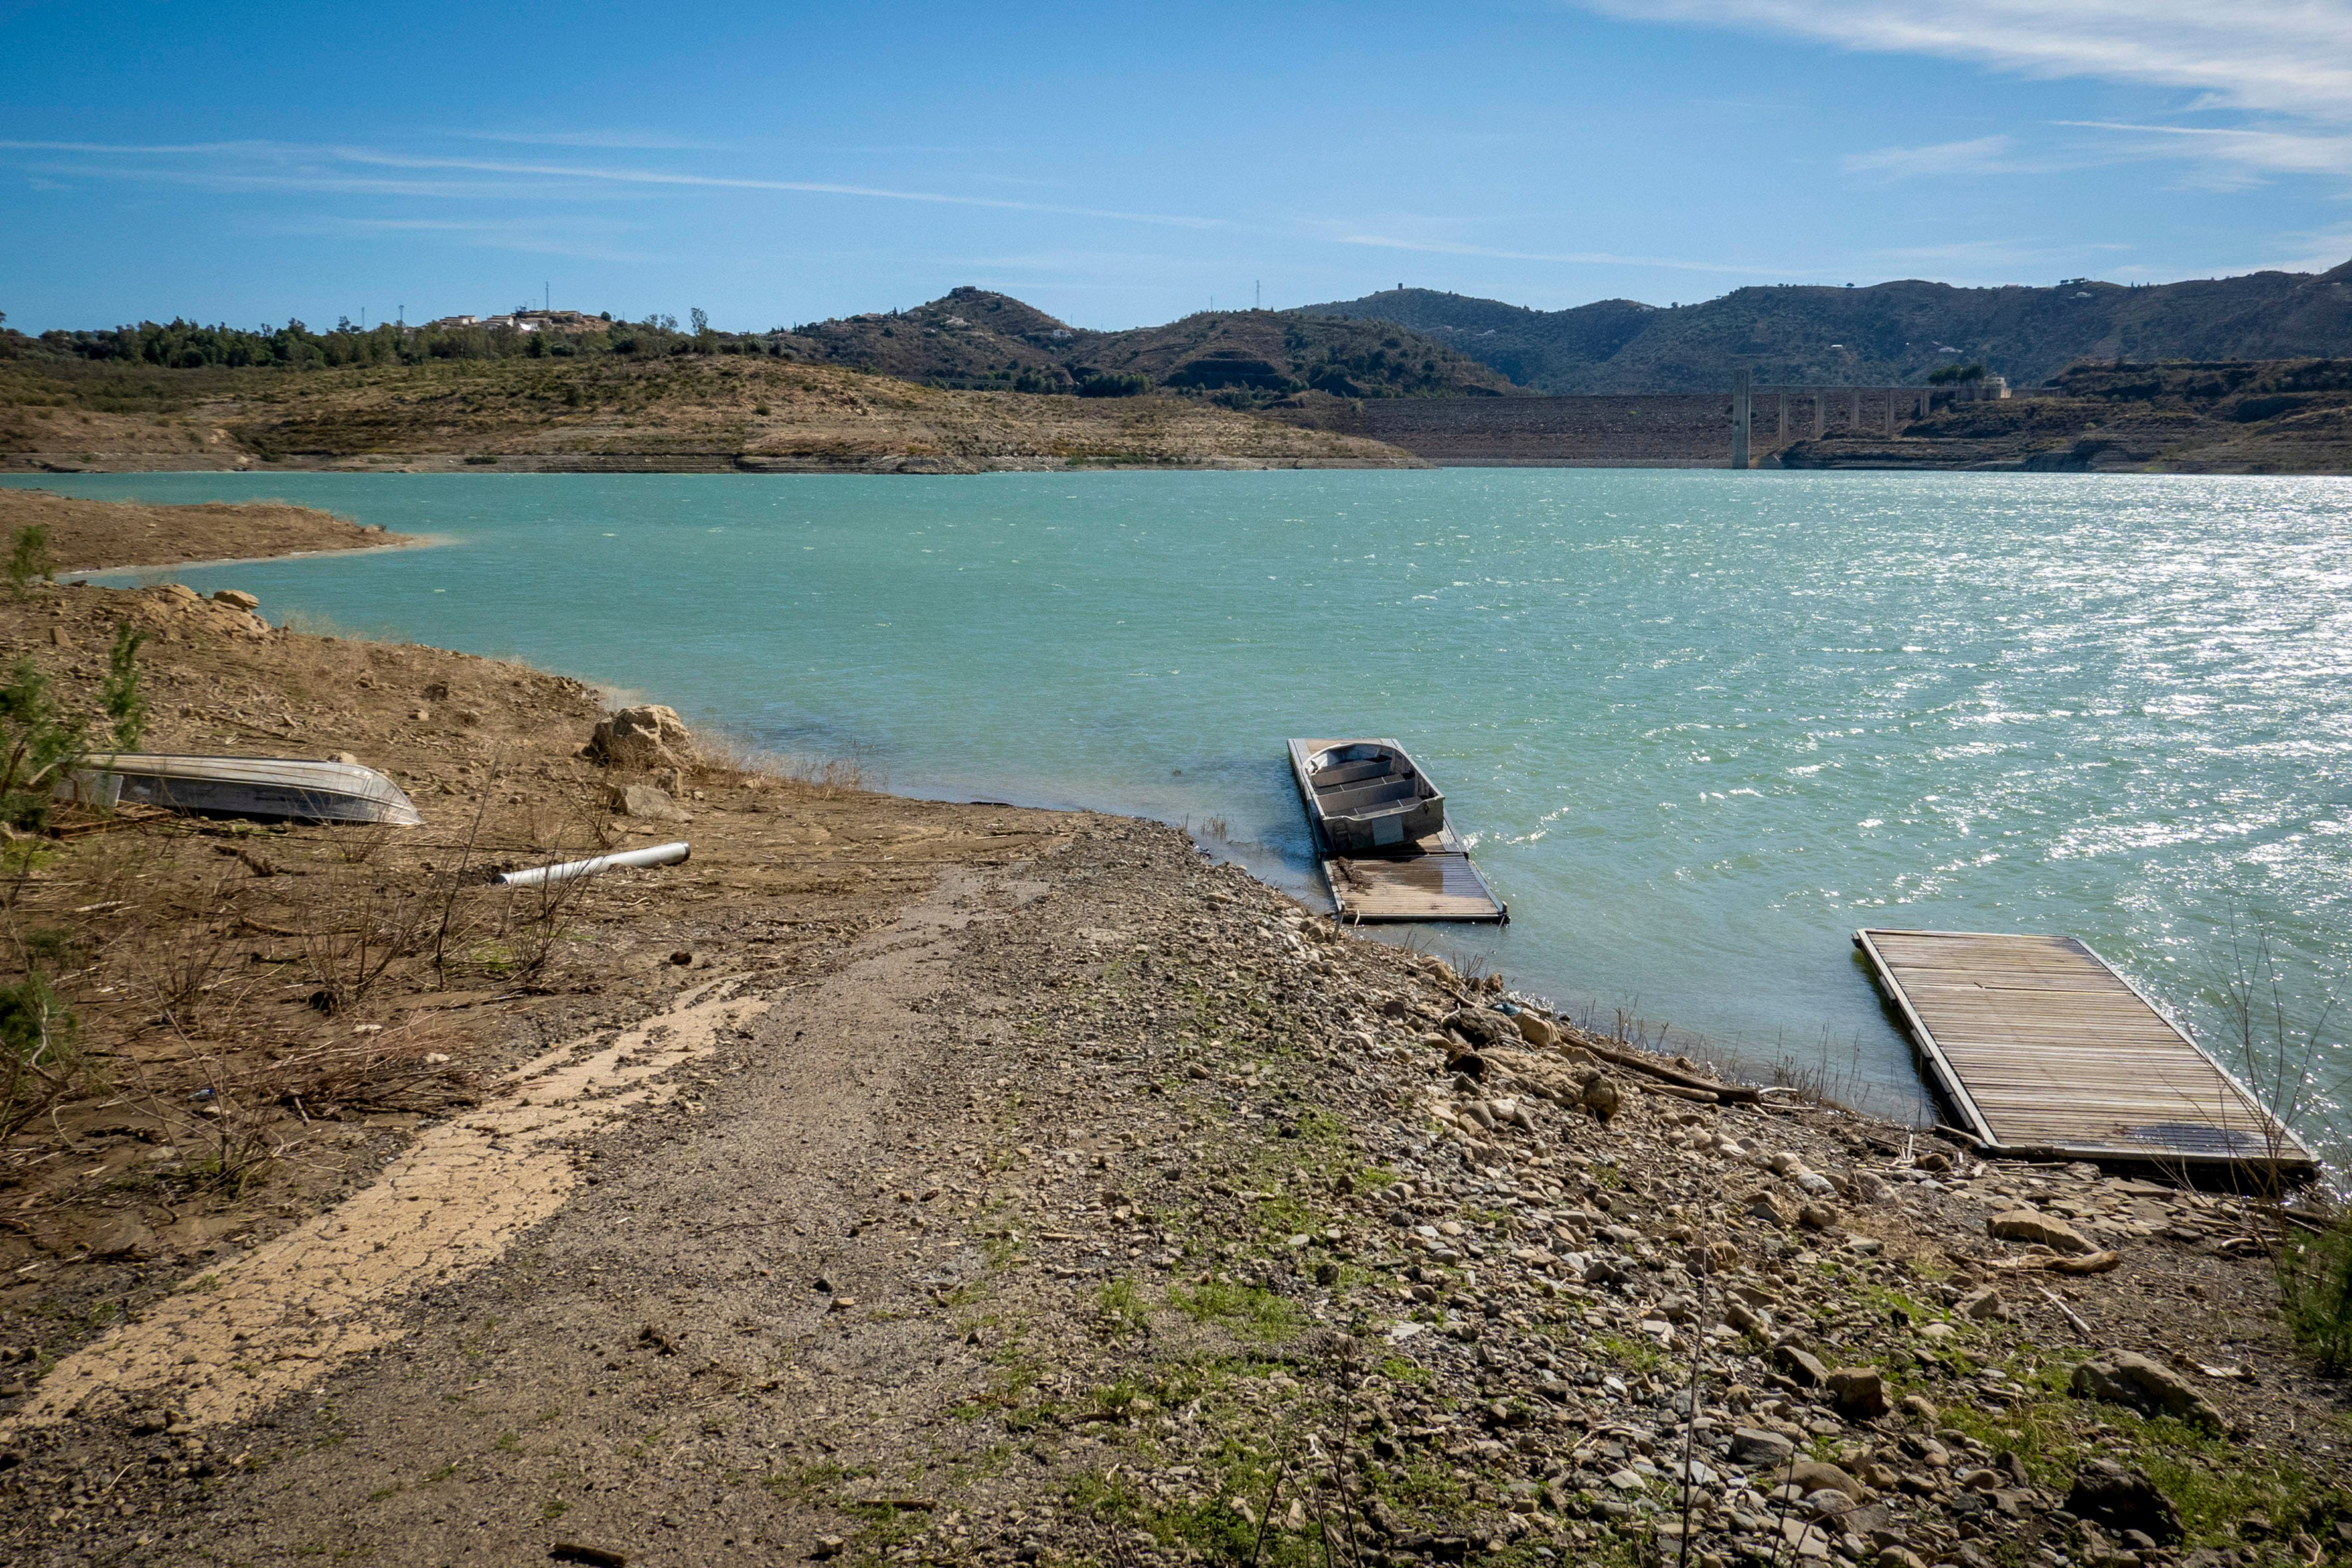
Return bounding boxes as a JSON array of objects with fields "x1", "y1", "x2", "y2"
[{"x1": 1266, "y1": 384, "x2": 1972, "y2": 467}]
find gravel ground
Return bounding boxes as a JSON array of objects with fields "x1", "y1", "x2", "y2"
[{"x1": 3, "y1": 817, "x2": 2344, "y2": 1568}]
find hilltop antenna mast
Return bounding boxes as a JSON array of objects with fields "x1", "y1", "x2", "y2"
[{"x1": 1255, "y1": 279, "x2": 1261, "y2": 309}]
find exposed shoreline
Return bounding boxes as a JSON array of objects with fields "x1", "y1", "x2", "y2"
[{"x1": 66, "y1": 528, "x2": 444, "y2": 578}]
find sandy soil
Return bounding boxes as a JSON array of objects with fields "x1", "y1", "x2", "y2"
[
  {"x1": 0, "y1": 489, "x2": 415, "y2": 574},
  {"x1": 0, "y1": 500, "x2": 2339, "y2": 1567}
]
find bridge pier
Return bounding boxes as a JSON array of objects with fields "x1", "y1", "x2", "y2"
[{"x1": 1731, "y1": 368, "x2": 1751, "y2": 469}]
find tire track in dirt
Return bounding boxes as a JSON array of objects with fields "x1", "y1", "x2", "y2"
[{"x1": 1, "y1": 983, "x2": 769, "y2": 1435}]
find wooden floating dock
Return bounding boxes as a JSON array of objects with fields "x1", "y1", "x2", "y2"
[
  {"x1": 1855, "y1": 928, "x2": 2316, "y2": 1174},
  {"x1": 1288, "y1": 738, "x2": 1506, "y2": 924}
]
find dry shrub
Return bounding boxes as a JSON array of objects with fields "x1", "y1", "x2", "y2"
[
  {"x1": 692, "y1": 728, "x2": 882, "y2": 797},
  {"x1": 297, "y1": 868, "x2": 435, "y2": 1015},
  {"x1": 262, "y1": 1023, "x2": 479, "y2": 1119},
  {"x1": 116, "y1": 872, "x2": 252, "y2": 1036}
]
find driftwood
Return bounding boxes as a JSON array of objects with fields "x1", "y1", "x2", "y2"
[
  {"x1": 1987, "y1": 1249, "x2": 2122, "y2": 1275},
  {"x1": 1629, "y1": 1079, "x2": 1719, "y2": 1105},
  {"x1": 1575, "y1": 1038, "x2": 1761, "y2": 1104}
]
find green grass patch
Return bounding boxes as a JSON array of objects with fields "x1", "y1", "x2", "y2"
[
  {"x1": 1095, "y1": 1275, "x2": 1152, "y2": 1336},
  {"x1": 1166, "y1": 1279, "x2": 1302, "y2": 1342}
]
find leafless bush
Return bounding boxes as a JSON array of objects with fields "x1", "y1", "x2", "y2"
[
  {"x1": 301, "y1": 871, "x2": 434, "y2": 1015},
  {"x1": 117, "y1": 872, "x2": 250, "y2": 1036},
  {"x1": 693, "y1": 728, "x2": 883, "y2": 797},
  {"x1": 263, "y1": 1025, "x2": 479, "y2": 1118}
]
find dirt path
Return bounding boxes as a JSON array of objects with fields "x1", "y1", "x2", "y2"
[{"x1": 8, "y1": 856, "x2": 1051, "y2": 1564}]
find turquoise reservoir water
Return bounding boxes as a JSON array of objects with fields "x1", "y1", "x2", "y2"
[{"x1": 12, "y1": 469, "x2": 2351, "y2": 1135}]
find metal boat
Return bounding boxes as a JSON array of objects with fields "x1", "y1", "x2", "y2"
[
  {"x1": 1290, "y1": 738, "x2": 1445, "y2": 854},
  {"x1": 66, "y1": 753, "x2": 424, "y2": 826}
]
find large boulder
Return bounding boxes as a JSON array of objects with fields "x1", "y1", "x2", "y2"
[
  {"x1": 586, "y1": 705, "x2": 696, "y2": 772},
  {"x1": 2071, "y1": 1350, "x2": 2225, "y2": 1433},
  {"x1": 2064, "y1": 1459, "x2": 2183, "y2": 1543}
]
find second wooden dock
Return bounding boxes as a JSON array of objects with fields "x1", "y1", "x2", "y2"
[{"x1": 1855, "y1": 927, "x2": 2315, "y2": 1175}]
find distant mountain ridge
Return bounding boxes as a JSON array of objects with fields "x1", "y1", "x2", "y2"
[{"x1": 1300, "y1": 263, "x2": 2352, "y2": 393}]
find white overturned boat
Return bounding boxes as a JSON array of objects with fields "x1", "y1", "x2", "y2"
[
  {"x1": 1291, "y1": 739, "x2": 1445, "y2": 854},
  {"x1": 68, "y1": 754, "x2": 424, "y2": 827}
]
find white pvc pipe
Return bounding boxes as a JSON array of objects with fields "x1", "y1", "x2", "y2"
[{"x1": 493, "y1": 840, "x2": 690, "y2": 888}]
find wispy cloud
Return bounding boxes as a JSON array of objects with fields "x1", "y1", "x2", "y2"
[
  {"x1": 2059, "y1": 120, "x2": 2352, "y2": 177},
  {"x1": 0, "y1": 138, "x2": 1230, "y2": 229},
  {"x1": 1578, "y1": 1, "x2": 2352, "y2": 119},
  {"x1": 1842, "y1": 135, "x2": 2036, "y2": 181},
  {"x1": 1326, "y1": 230, "x2": 1789, "y2": 275},
  {"x1": 1581, "y1": 0, "x2": 2352, "y2": 187},
  {"x1": 457, "y1": 129, "x2": 732, "y2": 151}
]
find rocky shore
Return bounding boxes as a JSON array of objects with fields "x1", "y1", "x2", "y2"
[{"x1": 0, "y1": 501, "x2": 2339, "y2": 1567}]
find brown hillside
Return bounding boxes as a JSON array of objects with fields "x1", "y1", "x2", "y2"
[{"x1": 0, "y1": 356, "x2": 1423, "y2": 473}]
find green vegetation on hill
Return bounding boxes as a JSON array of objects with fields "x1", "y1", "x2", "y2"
[
  {"x1": 1, "y1": 287, "x2": 1518, "y2": 411},
  {"x1": 771, "y1": 287, "x2": 1517, "y2": 405},
  {"x1": 1305, "y1": 262, "x2": 2352, "y2": 392}
]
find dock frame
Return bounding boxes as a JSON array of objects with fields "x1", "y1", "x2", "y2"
[{"x1": 1855, "y1": 927, "x2": 2316, "y2": 1176}]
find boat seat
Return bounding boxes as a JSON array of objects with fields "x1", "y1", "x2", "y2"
[{"x1": 1314, "y1": 757, "x2": 1405, "y2": 787}]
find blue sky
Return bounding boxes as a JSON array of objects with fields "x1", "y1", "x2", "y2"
[{"x1": 4, "y1": 0, "x2": 2351, "y2": 333}]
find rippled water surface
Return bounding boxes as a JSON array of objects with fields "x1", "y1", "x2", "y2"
[{"x1": 16, "y1": 469, "x2": 2351, "y2": 1134}]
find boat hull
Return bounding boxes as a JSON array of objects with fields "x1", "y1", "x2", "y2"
[{"x1": 73, "y1": 754, "x2": 425, "y2": 827}]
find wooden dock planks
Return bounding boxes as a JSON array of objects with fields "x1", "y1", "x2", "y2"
[
  {"x1": 1855, "y1": 928, "x2": 2315, "y2": 1173},
  {"x1": 1288, "y1": 738, "x2": 1506, "y2": 923}
]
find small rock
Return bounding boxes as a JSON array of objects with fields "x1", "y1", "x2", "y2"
[
  {"x1": 1442, "y1": 1008, "x2": 1508, "y2": 1048},
  {"x1": 2064, "y1": 1459, "x2": 2183, "y2": 1544},
  {"x1": 211, "y1": 589, "x2": 260, "y2": 611},
  {"x1": 2071, "y1": 1351, "x2": 2225, "y2": 1433},
  {"x1": 1747, "y1": 1190, "x2": 1800, "y2": 1228},
  {"x1": 1914, "y1": 1149, "x2": 1952, "y2": 1174},
  {"x1": 86, "y1": 1217, "x2": 156, "y2": 1261},
  {"x1": 1731, "y1": 1427, "x2": 1797, "y2": 1465},
  {"x1": 612, "y1": 783, "x2": 690, "y2": 823},
  {"x1": 1956, "y1": 1286, "x2": 2005, "y2": 1322},
  {"x1": 1581, "y1": 1075, "x2": 1622, "y2": 1121},
  {"x1": 1915, "y1": 1322, "x2": 1958, "y2": 1344},
  {"x1": 46, "y1": 627, "x2": 70, "y2": 647},
  {"x1": 1826, "y1": 1367, "x2": 1889, "y2": 1421},
  {"x1": 1772, "y1": 1341, "x2": 1828, "y2": 1386},
  {"x1": 1515, "y1": 1012, "x2": 1558, "y2": 1046},
  {"x1": 1897, "y1": 1394, "x2": 1937, "y2": 1427},
  {"x1": 1786, "y1": 1460, "x2": 1867, "y2": 1501},
  {"x1": 1797, "y1": 1202, "x2": 1840, "y2": 1231},
  {"x1": 1988, "y1": 1209, "x2": 2094, "y2": 1254},
  {"x1": 548, "y1": 1546, "x2": 628, "y2": 1568}
]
